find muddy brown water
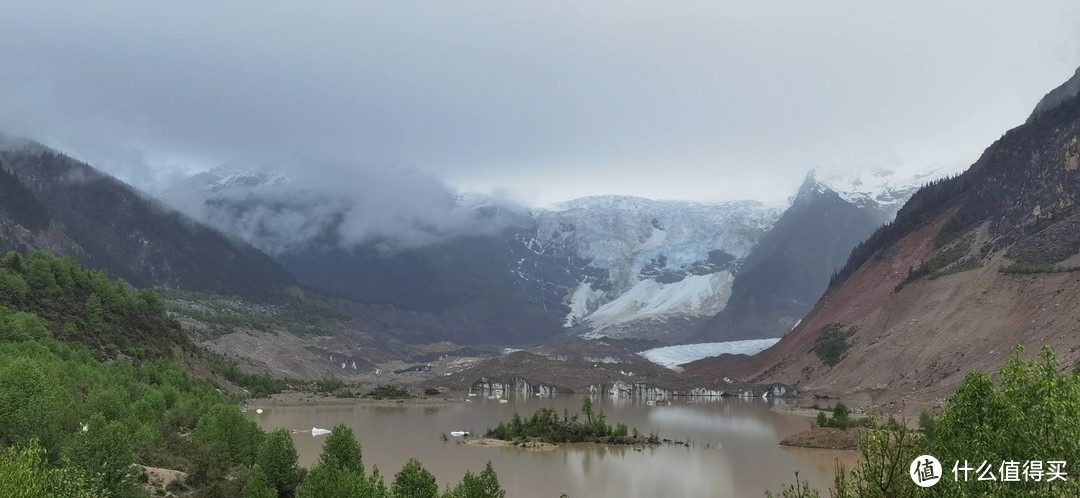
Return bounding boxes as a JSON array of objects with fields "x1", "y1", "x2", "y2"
[{"x1": 248, "y1": 395, "x2": 857, "y2": 497}]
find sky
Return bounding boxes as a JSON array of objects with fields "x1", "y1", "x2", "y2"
[{"x1": 1, "y1": 1, "x2": 1079, "y2": 208}]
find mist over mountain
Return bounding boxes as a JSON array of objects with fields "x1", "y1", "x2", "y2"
[
  {"x1": 0, "y1": 136, "x2": 294, "y2": 295},
  {"x1": 159, "y1": 163, "x2": 525, "y2": 255},
  {"x1": 158, "y1": 161, "x2": 954, "y2": 345}
]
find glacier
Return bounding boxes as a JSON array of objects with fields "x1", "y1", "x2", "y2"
[
  {"x1": 638, "y1": 339, "x2": 781, "y2": 371},
  {"x1": 524, "y1": 195, "x2": 781, "y2": 339},
  {"x1": 584, "y1": 272, "x2": 735, "y2": 335}
]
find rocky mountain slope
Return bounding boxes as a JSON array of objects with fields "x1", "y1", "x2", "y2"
[
  {"x1": 692, "y1": 167, "x2": 952, "y2": 342},
  {"x1": 0, "y1": 137, "x2": 295, "y2": 295},
  {"x1": 687, "y1": 67, "x2": 1080, "y2": 410}
]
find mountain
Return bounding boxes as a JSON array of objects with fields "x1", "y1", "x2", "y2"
[
  {"x1": 0, "y1": 137, "x2": 295, "y2": 295},
  {"x1": 690, "y1": 67, "x2": 1080, "y2": 409},
  {"x1": 163, "y1": 168, "x2": 786, "y2": 344},
  {"x1": 162, "y1": 162, "x2": 956, "y2": 346},
  {"x1": 518, "y1": 196, "x2": 780, "y2": 342},
  {"x1": 161, "y1": 167, "x2": 562, "y2": 345},
  {"x1": 693, "y1": 166, "x2": 956, "y2": 342},
  {"x1": 1027, "y1": 65, "x2": 1080, "y2": 123}
]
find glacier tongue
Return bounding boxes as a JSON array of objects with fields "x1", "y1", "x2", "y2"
[
  {"x1": 583, "y1": 272, "x2": 735, "y2": 336},
  {"x1": 639, "y1": 339, "x2": 781, "y2": 371}
]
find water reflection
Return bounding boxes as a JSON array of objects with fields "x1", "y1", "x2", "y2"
[{"x1": 249, "y1": 396, "x2": 856, "y2": 497}]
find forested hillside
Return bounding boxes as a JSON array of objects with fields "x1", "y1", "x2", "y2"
[{"x1": 0, "y1": 250, "x2": 505, "y2": 497}]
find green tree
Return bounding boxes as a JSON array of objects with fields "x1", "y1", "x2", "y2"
[
  {"x1": 85, "y1": 293, "x2": 107, "y2": 333},
  {"x1": 25, "y1": 252, "x2": 58, "y2": 295},
  {"x1": 255, "y1": 429, "x2": 300, "y2": 496},
  {"x1": 243, "y1": 466, "x2": 278, "y2": 498},
  {"x1": 136, "y1": 289, "x2": 165, "y2": 315},
  {"x1": 67, "y1": 414, "x2": 139, "y2": 498},
  {"x1": 0, "y1": 309, "x2": 51, "y2": 342},
  {"x1": 0, "y1": 357, "x2": 71, "y2": 454},
  {"x1": 317, "y1": 424, "x2": 364, "y2": 474},
  {"x1": 0, "y1": 271, "x2": 28, "y2": 305},
  {"x1": 833, "y1": 427, "x2": 920, "y2": 498},
  {"x1": 1, "y1": 251, "x2": 24, "y2": 273},
  {"x1": 772, "y1": 345, "x2": 1080, "y2": 498},
  {"x1": 84, "y1": 383, "x2": 131, "y2": 422},
  {"x1": 811, "y1": 324, "x2": 855, "y2": 367},
  {"x1": 0, "y1": 440, "x2": 97, "y2": 498},
  {"x1": 392, "y1": 458, "x2": 438, "y2": 498},
  {"x1": 831, "y1": 403, "x2": 851, "y2": 428},
  {"x1": 921, "y1": 346, "x2": 1080, "y2": 497},
  {"x1": 581, "y1": 397, "x2": 594, "y2": 424},
  {"x1": 294, "y1": 424, "x2": 381, "y2": 498},
  {"x1": 446, "y1": 462, "x2": 506, "y2": 498},
  {"x1": 296, "y1": 464, "x2": 387, "y2": 498},
  {"x1": 195, "y1": 403, "x2": 263, "y2": 467}
]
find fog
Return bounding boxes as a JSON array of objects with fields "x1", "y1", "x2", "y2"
[{"x1": 1, "y1": 1, "x2": 1078, "y2": 248}]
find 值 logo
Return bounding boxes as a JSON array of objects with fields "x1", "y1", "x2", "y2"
[{"x1": 910, "y1": 455, "x2": 942, "y2": 487}]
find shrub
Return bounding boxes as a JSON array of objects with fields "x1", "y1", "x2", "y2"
[
  {"x1": 366, "y1": 385, "x2": 411, "y2": 400},
  {"x1": 811, "y1": 324, "x2": 855, "y2": 367}
]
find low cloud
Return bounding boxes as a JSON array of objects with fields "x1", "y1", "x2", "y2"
[{"x1": 159, "y1": 160, "x2": 525, "y2": 255}]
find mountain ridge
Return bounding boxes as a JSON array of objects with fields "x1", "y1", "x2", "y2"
[
  {"x1": 686, "y1": 67, "x2": 1080, "y2": 409},
  {"x1": 0, "y1": 137, "x2": 296, "y2": 295}
]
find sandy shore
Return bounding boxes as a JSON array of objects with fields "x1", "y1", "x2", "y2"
[{"x1": 779, "y1": 427, "x2": 867, "y2": 451}]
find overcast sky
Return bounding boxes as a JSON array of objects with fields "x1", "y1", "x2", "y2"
[{"x1": 1, "y1": 1, "x2": 1078, "y2": 207}]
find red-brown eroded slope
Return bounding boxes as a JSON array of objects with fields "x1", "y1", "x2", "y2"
[{"x1": 685, "y1": 210, "x2": 1080, "y2": 411}]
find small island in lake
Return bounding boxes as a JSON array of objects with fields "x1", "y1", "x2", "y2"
[{"x1": 482, "y1": 398, "x2": 660, "y2": 446}]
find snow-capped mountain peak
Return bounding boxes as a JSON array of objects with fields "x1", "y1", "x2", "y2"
[
  {"x1": 808, "y1": 164, "x2": 962, "y2": 205},
  {"x1": 794, "y1": 164, "x2": 964, "y2": 220},
  {"x1": 201, "y1": 166, "x2": 293, "y2": 192}
]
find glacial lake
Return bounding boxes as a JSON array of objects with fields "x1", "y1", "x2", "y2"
[{"x1": 249, "y1": 395, "x2": 856, "y2": 497}]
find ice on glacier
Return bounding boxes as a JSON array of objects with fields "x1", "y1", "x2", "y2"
[{"x1": 638, "y1": 339, "x2": 781, "y2": 371}]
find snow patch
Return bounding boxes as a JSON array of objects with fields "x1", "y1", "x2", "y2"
[
  {"x1": 638, "y1": 339, "x2": 781, "y2": 371},
  {"x1": 812, "y1": 164, "x2": 964, "y2": 207}
]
